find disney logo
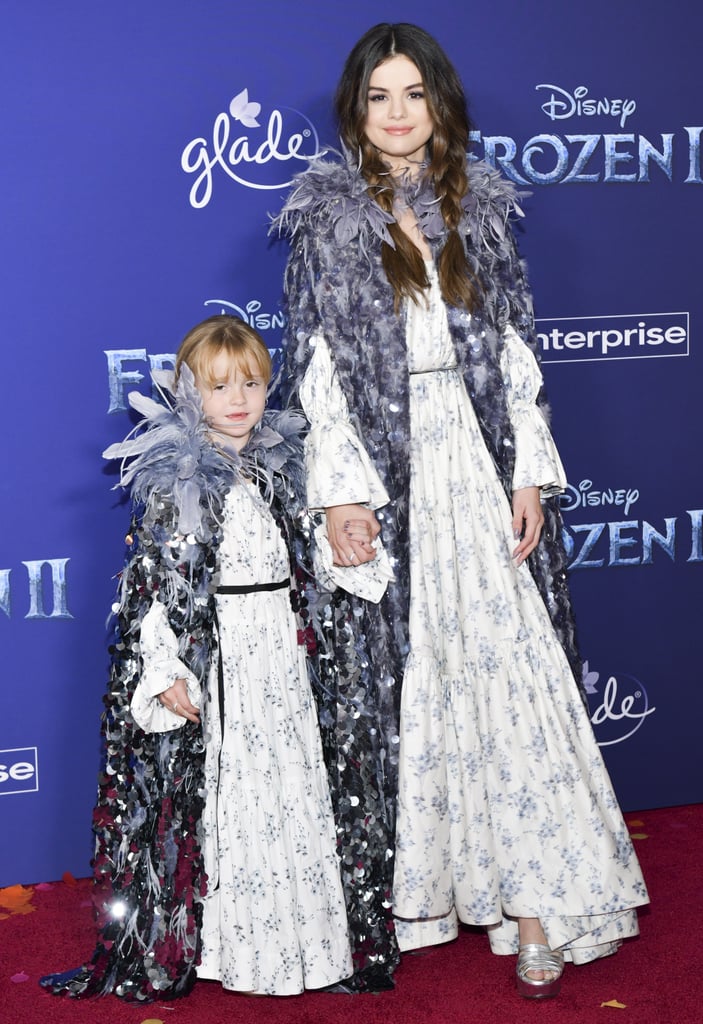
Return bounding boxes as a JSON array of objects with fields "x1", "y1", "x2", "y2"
[
  {"x1": 536, "y1": 84, "x2": 637, "y2": 128},
  {"x1": 204, "y1": 298, "x2": 285, "y2": 332},
  {"x1": 181, "y1": 89, "x2": 321, "y2": 208},
  {"x1": 584, "y1": 663, "x2": 656, "y2": 746},
  {"x1": 560, "y1": 479, "x2": 640, "y2": 517}
]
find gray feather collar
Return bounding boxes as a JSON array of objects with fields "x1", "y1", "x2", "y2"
[{"x1": 271, "y1": 149, "x2": 525, "y2": 262}]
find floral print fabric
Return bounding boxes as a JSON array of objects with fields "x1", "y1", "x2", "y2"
[
  {"x1": 133, "y1": 481, "x2": 352, "y2": 993},
  {"x1": 300, "y1": 265, "x2": 648, "y2": 963}
]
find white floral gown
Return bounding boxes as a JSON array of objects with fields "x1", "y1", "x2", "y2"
[
  {"x1": 130, "y1": 480, "x2": 352, "y2": 994},
  {"x1": 301, "y1": 263, "x2": 648, "y2": 964}
]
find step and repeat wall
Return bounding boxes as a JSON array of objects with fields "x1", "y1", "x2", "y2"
[{"x1": 1, "y1": 0, "x2": 700, "y2": 886}]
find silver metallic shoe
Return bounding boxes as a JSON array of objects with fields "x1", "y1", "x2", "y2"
[{"x1": 516, "y1": 943, "x2": 564, "y2": 999}]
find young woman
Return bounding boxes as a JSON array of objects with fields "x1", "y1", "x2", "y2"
[{"x1": 274, "y1": 22, "x2": 648, "y2": 998}]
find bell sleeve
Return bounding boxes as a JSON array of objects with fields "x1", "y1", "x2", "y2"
[
  {"x1": 299, "y1": 333, "x2": 390, "y2": 510},
  {"x1": 130, "y1": 600, "x2": 202, "y2": 733},
  {"x1": 298, "y1": 333, "x2": 394, "y2": 602},
  {"x1": 501, "y1": 324, "x2": 567, "y2": 496}
]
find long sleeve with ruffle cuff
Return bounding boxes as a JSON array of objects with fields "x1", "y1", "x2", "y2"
[
  {"x1": 501, "y1": 325, "x2": 567, "y2": 496},
  {"x1": 299, "y1": 334, "x2": 394, "y2": 601},
  {"x1": 130, "y1": 600, "x2": 202, "y2": 733},
  {"x1": 299, "y1": 335, "x2": 391, "y2": 510}
]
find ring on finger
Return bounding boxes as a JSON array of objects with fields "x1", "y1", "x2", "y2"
[{"x1": 172, "y1": 701, "x2": 179, "y2": 712}]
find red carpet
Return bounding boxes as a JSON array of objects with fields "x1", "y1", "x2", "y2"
[{"x1": 2, "y1": 804, "x2": 701, "y2": 1024}]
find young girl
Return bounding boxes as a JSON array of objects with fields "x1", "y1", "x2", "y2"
[
  {"x1": 41, "y1": 315, "x2": 352, "y2": 1001},
  {"x1": 274, "y1": 22, "x2": 648, "y2": 998}
]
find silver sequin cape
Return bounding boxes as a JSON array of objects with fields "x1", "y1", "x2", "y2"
[
  {"x1": 273, "y1": 153, "x2": 583, "y2": 991},
  {"x1": 41, "y1": 372, "x2": 308, "y2": 1002}
]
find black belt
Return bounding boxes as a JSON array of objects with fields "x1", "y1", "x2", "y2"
[{"x1": 216, "y1": 579, "x2": 289, "y2": 595}]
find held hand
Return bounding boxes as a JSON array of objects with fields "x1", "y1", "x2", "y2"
[
  {"x1": 158, "y1": 678, "x2": 200, "y2": 723},
  {"x1": 511, "y1": 487, "x2": 544, "y2": 566},
  {"x1": 325, "y1": 504, "x2": 381, "y2": 566}
]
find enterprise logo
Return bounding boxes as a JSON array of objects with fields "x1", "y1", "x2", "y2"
[
  {"x1": 0, "y1": 747, "x2": 39, "y2": 795},
  {"x1": 537, "y1": 312, "x2": 689, "y2": 364}
]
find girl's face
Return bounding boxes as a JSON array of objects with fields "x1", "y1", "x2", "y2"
[
  {"x1": 197, "y1": 351, "x2": 267, "y2": 452},
  {"x1": 363, "y1": 55, "x2": 433, "y2": 174}
]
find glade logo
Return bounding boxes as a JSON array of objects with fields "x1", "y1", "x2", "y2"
[
  {"x1": 0, "y1": 747, "x2": 39, "y2": 794},
  {"x1": 181, "y1": 88, "x2": 321, "y2": 208},
  {"x1": 560, "y1": 479, "x2": 639, "y2": 517},
  {"x1": 536, "y1": 84, "x2": 637, "y2": 128},
  {"x1": 583, "y1": 663, "x2": 656, "y2": 746},
  {"x1": 537, "y1": 312, "x2": 689, "y2": 364}
]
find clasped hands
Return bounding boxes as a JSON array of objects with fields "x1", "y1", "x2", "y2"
[{"x1": 325, "y1": 503, "x2": 380, "y2": 567}]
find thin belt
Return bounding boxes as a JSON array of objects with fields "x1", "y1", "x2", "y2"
[
  {"x1": 408, "y1": 363, "x2": 458, "y2": 376},
  {"x1": 216, "y1": 579, "x2": 289, "y2": 595}
]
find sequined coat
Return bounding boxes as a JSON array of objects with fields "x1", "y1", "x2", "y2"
[
  {"x1": 41, "y1": 374, "x2": 308, "y2": 1003},
  {"x1": 274, "y1": 154, "x2": 582, "y2": 991}
]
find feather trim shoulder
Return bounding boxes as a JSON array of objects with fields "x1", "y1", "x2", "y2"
[
  {"x1": 104, "y1": 369, "x2": 308, "y2": 538},
  {"x1": 271, "y1": 148, "x2": 525, "y2": 255},
  {"x1": 462, "y1": 159, "x2": 527, "y2": 254},
  {"x1": 103, "y1": 367, "x2": 240, "y2": 540},
  {"x1": 241, "y1": 407, "x2": 308, "y2": 517},
  {"x1": 271, "y1": 150, "x2": 396, "y2": 248}
]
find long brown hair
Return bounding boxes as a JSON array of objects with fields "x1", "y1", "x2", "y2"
[{"x1": 335, "y1": 23, "x2": 479, "y2": 312}]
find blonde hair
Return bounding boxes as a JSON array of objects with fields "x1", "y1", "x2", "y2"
[{"x1": 175, "y1": 315, "x2": 272, "y2": 387}]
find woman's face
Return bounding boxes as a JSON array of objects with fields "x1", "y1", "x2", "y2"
[{"x1": 363, "y1": 55, "x2": 433, "y2": 173}]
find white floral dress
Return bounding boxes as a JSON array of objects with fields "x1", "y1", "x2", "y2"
[
  {"x1": 300, "y1": 263, "x2": 648, "y2": 963},
  {"x1": 130, "y1": 481, "x2": 352, "y2": 994}
]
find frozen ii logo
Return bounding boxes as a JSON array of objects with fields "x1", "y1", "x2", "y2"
[
  {"x1": 583, "y1": 661, "x2": 656, "y2": 746},
  {"x1": 559, "y1": 478, "x2": 703, "y2": 569},
  {"x1": 181, "y1": 89, "x2": 321, "y2": 207},
  {"x1": 469, "y1": 81, "x2": 702, "y2": 185}
]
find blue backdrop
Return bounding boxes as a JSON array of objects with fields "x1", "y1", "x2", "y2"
[{"x1": 1, "y1": 0, "x2": 700, "y2": 887}]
